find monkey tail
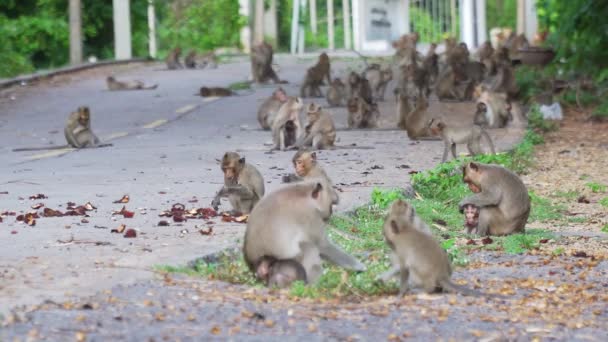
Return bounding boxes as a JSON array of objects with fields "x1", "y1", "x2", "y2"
[
  {"x1": 481, "y1": 130, "x2": 496, "y2": 154},
  {"x1": 145, "y1": 84, "x2": 159, "y2": 90},
  {"x1": 12, "y1": 145, "x2": 71, "y2": 152}
]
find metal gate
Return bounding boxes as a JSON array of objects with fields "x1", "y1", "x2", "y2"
[{"x1": 408, "y1": 0, "x2": 460, "y2": 43}]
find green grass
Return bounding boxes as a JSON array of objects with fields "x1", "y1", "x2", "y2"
[
  {"x1": 600, "y1": 197, "x2": 608, "y2": 207},
  {"x1": 585, "y1": 182, "x2": 606, "y2": 193},
  {"x1": 553, "y1": 190, "x2": 579, "y2": 199},
  {"x1": 228, "y1": 81, "x2": 252, "y2": 91},
  {"x1": 591, "y1": 99, "x2": 608, "y2": 120},
  {"x1": 602, "y1": 224, "x2": 608, "y2": 233},
  {"x1": 500, "y1": 229, "x2": 555, "y2": 254}
]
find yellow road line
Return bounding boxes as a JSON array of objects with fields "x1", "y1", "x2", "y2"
[
  {"x1": 142, "y1": 119, "x2": 168, "y2": 129},
  {"x1": 104, "y1": 132, "x2": 129, "y2": 141},
  {"x1": 25, "y1": 148, "x2": 74, "y2": 160},
  {"x1": 175, "y1": 104, "x2": 198, "y2": 114}
]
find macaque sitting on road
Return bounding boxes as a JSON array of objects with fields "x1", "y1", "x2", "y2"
[
  {"x1": 166, "y1": 47, "x2": 183, "y2": 70},
  {"x1": 257, "y1": 87, "x2": 288, "y2": 130},
  {"x1": 300, "y1": 53, "x2": 331, "y2": 98},
  {"x1": 106, "y1": 76, "x2": 158, "y2": 91},
  {"x1": 271, "y1": 97, "x2": 303, "y2": 150},
  {"x1": 326, "y1": 78, "x2": 347, "y2": 107},
  {"x1": 459, "y1": 162, "x2": 531, "y2": 236},
  {"x1": 347, "y1": 96, "x2": 379, "y2": 129},
  {"x1": 364, "y1": 64, "x2": 393, "y2": 101},
  {"x1": 211, "y1": 152, "x2": 265, "y2": 215},
  {"x1": 292, "y1": 103, "x2": 336, "y2": 150}
]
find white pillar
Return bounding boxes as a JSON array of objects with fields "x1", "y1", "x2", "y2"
[
  {"x1": 475, "y1": 0, "x2": 487, "y2": 45},
  {"x1": 342, "y1": 0, "x2": 352, "y2": 50},
  {"x1": 310, "y1": 0, "x2": 317, "y2": 34},
  {"x1": 264, "y1": 0, "x2": 278, "y2": 46},
  {"x1": 113, "y1": 0, "x2": 132, "y2": 60},
  {"x1": 69, "y1": 0, "x2": 82, "y2": 64},
  {"x1": 516, "y1": 0, "x2": 525, "y2": 34},
  {"x1": 290, "y1": 0, "x2": 300, "y2": 53},
  {"x1": 298, "y1": 0, "x2": 306, "y2": 54},
  {"x1": 147, "y1": 0, "x2": 157, "y2": 58},
  {"x1": 524, "y1": 0, "x2": 538, "y2": 41},
  {"x1": 402, "y1": 0, "x2": 410, "y2": 35},
  {"x1": 460, "y1": 0, "x2": 475, "y2": 48},
  {"x1": 327, "y1": 0, "x2": 335, "y2": 50},
  {"x1": 239, "y1": 0, "x2": 252, "y2": 53},
  {"x1": 254, "y1": 0, "x2": 264, "y2": 44}
]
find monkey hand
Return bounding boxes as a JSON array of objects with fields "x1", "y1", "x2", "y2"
[
  {"x1": 282, "y1": 175, "x2": 292, "y2": 183},
  {"x1": 211, "y1": 198, "x2": 221, "y2": 211}
]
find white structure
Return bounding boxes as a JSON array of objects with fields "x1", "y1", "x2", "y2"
[
  {"x1": 459, "y1": 0, "x2": 487, "y2": 49},
  {"x1": 113, "y1": 0, "x2": 132, "y2": 59},
  {"x1": 352, "y1": 0, "x2": 410, "y2": 52}
]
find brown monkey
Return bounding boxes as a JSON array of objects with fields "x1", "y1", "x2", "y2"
[
  {"x1": 300, "y1": 53, "x2": 331, "y2": 98},
  {"x1": 13, "y1": 107, "x2": 112, "y2": 152},
  {"x1": 271, "y1": 97, "x2": 303, "y2": 150},
  {"x1": 282, "y1": 149, "x2": 339, "y2": 203},
  {"x1": 364, "y1": 65, "x2": 393, "y2": 101},
  {"x1": 403, "y1": 63, "x2": 430, "y2": 98},
  {"x1": 506, "y1": 33, "x2": 530, "y2": 61},
  {"x1": 257, "y1": 87, "x2": 288, "y2": 130},
  {"x1": 476, "y1": 41, "x2": 494, "y2": 73},
  {"x1": 326, "y1": 78, "x2": 347, "y2": 107},
  {"x1": 197, "y1": 86, "x2": 235, "y2": 97},
  {"x1": 475, "y1": 91, "x2": 512, "y2": 128},
  {"x1": 396, "y1": 91, "x2": 412, "y2": 130},
  {"x1": 106, "y1": 76, "x2": 157, "y2": 91},
  {"x1": 347, "y1": 96, "x2": 379, "y2": 129},
  {"x1": 166, "y1": 47, "x2": 183, "y2": 70},
  {"x1": 283, "y1": 120, "x2": 298, "y2": 149},
  {"x1": 211, "y1": 152, "x2": 265, "y2": 215},
  {"x1": 428, "y1": 118, "x2": 495, "y2": 163},
  {"x1": 347, "y1": 71, "x2": 372, "y2": 102},
  {"x1": 435, "y1": 68, "x2": 460, "y2": 101},
  {"x1": 255, "y1": 256, "x2": 307, "y2": 288},
  {"x1": 293, "y1": 103, "x2": 336, "y2": 150},
  {"x1": 184, "y1": 50, "x2": 197, "y2": 69},
  {"x1": 422, "y1": 43, "x2": 439, "y2": 86},
  {"x1": 251, "y1": 42, "x2": 286, "y2": 84},
  {"x1": 199, "y1": 51, "x2": 219, "y2": 69},
  {"x1": 459, "y1": 162, "x2": 531, "y2": 236},
  {"x1": 243, "y1": 181, "x2": 364, "y2": 285},
  {"x1": 405, "y1": 95, "x2": 436, "y2": 140},
  {"x1": 381, "y1": 199, "x2": 485, "y2": 296}
]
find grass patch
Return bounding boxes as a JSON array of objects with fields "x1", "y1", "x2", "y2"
[
  {"x1": 591, "y1": 98, "x2": 608, "y2": 120},
  {"x1": 500, "y1": 229, "x2": 555, "y2": 254},
  {"x1": 600, "y1": 197, "x2": 608, "y2": 207},
  {"x1": 560, "y1": 88, "x2": 597, "y2": 107},
  {"x1": 228, "y1": 81, "x2": 252, "y2": 91},
  {"x1": 527, "y1": 104, "x2": 559, "y2": 133},
  {"x1": 602, "y1": 224, "x2": 608, "y2": 233},
  {"x1": 553, "y1": 190, "x2": 579, "y2": 199},
  {"x1": 585, "y1": 182, "x2": 606, "y2": 193}
]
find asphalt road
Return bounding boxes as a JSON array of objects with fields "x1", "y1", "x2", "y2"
[{"x1": 0, "y1": 55, "x2": 530, "y2": 338}]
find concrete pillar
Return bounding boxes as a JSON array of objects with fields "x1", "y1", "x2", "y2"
[
  {"x1": 342, "y1": 0, "x2": 352, "y2": 50},
  {"x1": 524, "y1": 0, "x2": 538, "y2": 41},
  {"x1": 69, "y1": 0, "x2": 82, "y2": 65},
  {"x1": 327, "y1": 0, "x2": 335, "y2": 50},
  {"x1": 298, "y1": 0, "x2": 306, "y2": 54},
  {"x1": 239, "y1": 0, "x2": 252, "y2": 53},
  {"x1": 460, "y1": 0, "x2": 475, "y2": 48},
  {"x1": 264, "y1": 0, "x2": 278, "y2": 47},
  {"x1": 402, "y1": 0, "x2": 410, "y2": 35},
  {"x1": 475, "y1": 0, "x2": 487, "y2": 45},
  {"x1": 310, "y1": 0, "x2": 317, "y2": 34},
  {"x1": 253, "y1": 0, "x2": 264, "y2": 44},
  {"x1": 147, "y1": 0, "x2": 157, "y2": 58},
  {"x1": 516, "y1": 0, "x2": 525, "y2": 34},
  {"x1": 113, "y1": 0, "x2": 132, "y2": 60}
]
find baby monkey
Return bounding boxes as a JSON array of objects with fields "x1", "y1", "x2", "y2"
[
  {"x1": 428, "y1": 118, "x2": 495, "y2": 163},
  {"x1": 255, "y1": 256, "x2": 307, "y2": 288},
  {"x1": 382, "y1": 200, "x2": 485, "y2": 296}
]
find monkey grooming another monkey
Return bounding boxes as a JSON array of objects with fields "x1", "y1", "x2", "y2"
[
  {"x1": 429, "y1": 118, "x2": 495, "y2": 162},
  {"x1": 106, "y1": 76, "x2": 158, "y2": 91},
  {"x1": 381, "y1": 199, "x2": 485, "y2": 296},
  {"x1": 459, "y1": 162, "x2": 531, "y2": 236},
  {"x1": 255, "y1": 256, "x2": 307, "y2": 288},
  {"x1": 258, "y1": 87, "x2": 288, "y2": 130},
  {"x1": 166, "y1": 47, "x2": 183, "y2": 70},
  {"x1": 326, "y1": 78, "x2": 347, "y2": 107},
  {"x1": 13, "y1": 106, "x2": 112, "y2": 152},
  {"x1": 293, "y1": 103, "x2": 336, "y2": 150},
  {"x1": 244, "y1": 181, "x2": 365, "y2": 287},
  {"x1": 271, "y1": 97, "x2": 303, "y2": 150},
  {"x1": 211, "y1": 152, "x2": 265, "y2": 215}
]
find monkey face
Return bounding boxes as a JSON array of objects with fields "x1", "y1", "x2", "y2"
[
  {"x1": 462, "y1": 163, "x2": 482, "y2": 193},
  {"x1": 273, "y1": 88, "x2": 287, "y2": 102},
  {"x1": 255, "y1": 257, "x2": 274, "y2": 282},
  {"x1": 294, "y1": 157, "x2": 309, "y2": 177},
  {"x1": 78, "y1": 107, "x2": 90, "y2": 125},
  {"x1": 221, "y1": 153, "x2": 243, "y2": 184}
]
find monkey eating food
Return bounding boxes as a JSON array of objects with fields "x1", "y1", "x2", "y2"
[{"x1": 211, "y1": 152, "x2": 265, "y2": 215}]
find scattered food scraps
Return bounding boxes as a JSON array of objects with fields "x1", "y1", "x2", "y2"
[
  {"x1": 113, "y1": 195, "x2": 130, "y2": 204},
  {"x1": 123, "y1": 229, "x2": 137, "y2": 238},
  {"x1": 111, "y1": 224, "x2": 126, "y2": 234},
  {"x1": 29, "y1": 193, "x2": 48, "y2": 200}
]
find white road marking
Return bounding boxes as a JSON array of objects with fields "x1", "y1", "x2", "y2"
[{"x1": 142, "y1": 119, "x2": 168, "y2": 129}]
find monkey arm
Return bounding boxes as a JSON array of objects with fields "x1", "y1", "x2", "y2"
[
  {"x1": 216, "y1": 185, "x2": 257, "y2": 200},
  {"x1": 282, "y1": 174, "x2": 302, "y2": 183},
  {"x1": 458, "y1": 190, "x2": 502, "y2": 212},
  {"x1": 294, "y1": 133, "x2": 314, "y2": 148},
  {"x1": 319, "y1": 240, "x2": 366, "y2": 272}
]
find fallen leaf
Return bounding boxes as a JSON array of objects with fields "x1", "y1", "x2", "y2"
[
  {"x1": 111, "y1": 224, "x2": 126, "y2": 234},
  {"x1": 199, "y1": 227, "x2": 213, "y2": 235},
  {"x1": 81, "y1": 219, "x2": 89, "y2": 224},
  {"x1": 84, "y1": 202, "x2": 97, "y2": 211},
  {"x1": 466, "y1": 239, "x2": 477, "y2": 245},
  {"x1": 43, "y1": 208, "x2": 64, "y2": 217},
  {"x1": 113, "y1": 206, "x2": 135, "y2": 218},
  {"x1": 11, "y1": 230, "x2": 17, "y2": 234},
  {"x1": 210, "y1": 325, "x2": 221, "y2": 335},
  {"x1": 29, "y1": 194, "x2": 48, "y2": 200},
  {"x1": 31, "y1": 203, "x2": 44, "y2": 210},
  {"x1": 481, "y1": 237, "x2": 493, "y2": 245},
  {"x1": 577, "y1": 196, "x2": 590, "y2": 204},
  {"x1": 234, "y1": 215, "x2": 248, "y2": 223},
  {"x1": 113, "y1": 195, "x2": 130, "y2": 204}
]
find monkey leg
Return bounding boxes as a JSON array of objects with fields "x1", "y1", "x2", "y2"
[
  {"x1": 282, "y1": 174, "x2": 302, "y2": 183},
  {"x1": 319, "y1": 240, "x2": 366, "y2": 272},
  {"x1": 377, "y1": 265, "x2": 400, "y2": 283},
  {"x1": 476, "y1": 207, "x2": 504, "y2": 236},
  {"x1": 466, "y1": 140, "x2": 483, "y2": 156},
  {"x1": 299, "y1": 242, "x2": 323, "y2": 284},
  {"x1": 398, "y1": 267, "x2": 411, "y2": 295}
]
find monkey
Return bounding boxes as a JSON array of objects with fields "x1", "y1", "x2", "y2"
[
  {"x1": 283, "y1": 120, "x2": 298, "y2": 149},
  {"x1": 326, "y1": 78, "x2": 347, "y2": 107},
  {"x1": 475, "y1": 91, "x2": 512, "y2": 128},
  {"x1": 251, "y1": 42, "x2": 286, "y2": 84},
  {"x1": 459, "y1": 162, "x2": 531, "y2": 236},
  {"x1": 13, "y1": 107, "x2": 113, "y2": 152},
  {"x1": 381, "y1": 199, "x2": 485, "y2": 296},
  {"x1": 293, "y1": 103, "x2": 336, "y2": 150},
  {"x1": 403, "y1": 62, "x2": 430, "y2": 98},
  {"x1": 166, "y1": 47, "x2": 183, "y2": 70},
  {"x1": 211, "y1": 152, "x2": 265, "y2": 215},
  {"x1": 257, "y1": 87, "x2": 288, "y2": 130},
  {"x1": 422, "y1": 43, "x2": 439, "y2": 86},
  {"x1": 364, "y1": 65, "x2": 393, "y2": 101},
  {"x1": 271, "y1": 97, "x2": 303, "y2": 150},
  {"x1": 393, "y1": 32, "x2": 422, "y2": 66},
  {"x1": 404, "y1": 95, "x2": 438, "y2": 140},
  {"x1": 243, "y1": 181, "x2": 365, "y2": 285},
  {"x1": 282, "y1": 149, "x2": 339, "y2": 203},
  {"x1": 396, "y1": 90, "x2": 412, "y2": 130},
  {"x1": 106, "y1": 76, "x2": 157, "y2": 91},
  {"x1": 347, "y1": 71, "x2": 372, "y2": 102},
  {"x1": 300, "y1": 53, "x2": 331, "y2": 98},
  {"x1": 475, "y1": 41, "x2": 495, "y2": 74},
  {"x1": 358, "y1": 77, "x2": 374, "y2": 104},
  {"x1": 435, "y1": 68, "x2": 460, "y2": 101},
  {"x1": 428, "y1": 118, "x2": 496, "y2": 163},
  {"x1": 255, "y1": 256, "x2": 307, "y2": 288},
  {"x1": 184, "y1": 50, "x2": 197, "y2": 69},
  {"x1": 197, "y1": 86, "x2": 235, "y2": 97},
  {"x1": 506, "y1": 33, "x2": 530, "y2": 61},
  {"x1": 462, "y1": 204, "x2": 480, "y2": 234},
  {"x1": 347, "y1": 96, "x2": 379, "y2": 129},
  {"x1": 199, "y1": 51, "x2": 219, "y2": 69}
]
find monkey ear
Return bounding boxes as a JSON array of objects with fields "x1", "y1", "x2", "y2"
[
  {"x1": 311, "y1": 182, "x2": 323, "y2": 199},
  {"x1": 239, "y1": 157, "x2": 246, "y2": 164},
  {"x1": 310, "y1": 152, "x2": 317, "y2": 160},
  {"x1": 469, "y1": 162, "x2": 479, "y2": 171},
  {"x1": 390, "y1": 220, "x2": 400, "y2": 234}
]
